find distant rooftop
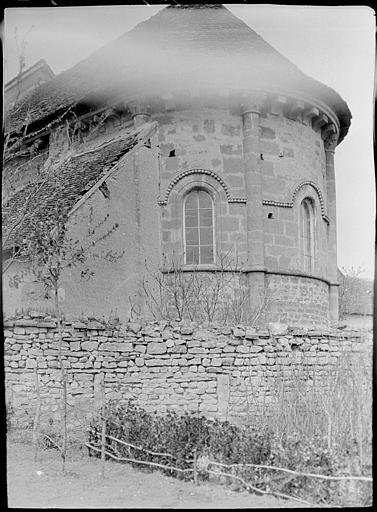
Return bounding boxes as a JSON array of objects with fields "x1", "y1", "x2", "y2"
[{"x1": 5, "y1": 59, "x2": 55, "y2": 90}]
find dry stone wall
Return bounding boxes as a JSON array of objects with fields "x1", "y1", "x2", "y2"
[{"x1": 4, "y1": 315, "x2": 371, "y2": 429}]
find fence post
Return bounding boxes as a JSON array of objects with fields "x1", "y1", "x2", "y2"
[
  {"x1": 193, "y1": 447, "x2": 198, "y2": 485},
  {"x1": 32, "y1": 364, "x2": 41, "y2": 462},
  {"x1": 100, "y1": 372, "x2": 106, "y2": 479}
]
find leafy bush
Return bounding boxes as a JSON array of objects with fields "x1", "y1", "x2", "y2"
[
  {"x1": 88, "y1": 401, "x2": 272, "y2": 476},
  {"x1": 87, "y1": 399, "x2": 372, "y2": 506}
]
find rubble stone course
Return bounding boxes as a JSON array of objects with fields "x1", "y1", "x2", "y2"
[{"x1": 4, "y1": 316, "x2": 371, "y2": 428}]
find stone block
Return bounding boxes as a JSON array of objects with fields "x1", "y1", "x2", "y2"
[
  {"x1": 236, "y1": 346, "x2": 248, "y2": 353},
  {"x1": 127, "y1": 322, "x2": 141, "y2": 334},
  {"x1": 221, "y1": 357, "x2": 234, "y2": 365},
  {"x1": 87, "y1": 321, "x2": 105, "y2": 330},
  {"x1": 101, "y1": 342, "x2": 133, "y2": 352},
  {"x1": 245, "y1": 328, "x2": 258, "y2": 339},
  {"x1": 72, "y1": 321, "x2": 87, "y2": 329},
  {"x1": 187, "y1": 340, "x2": 201, "y2": 347},
  {"x1": 188, "y1": 347, "x2": 206, "y2": 354},
  {"x1": 203, "y1": 340, "x2": 217, "y2": 349},
  {"x1": 81, "y1": 341, "x2": 99, "y2": 351},
  {"x1": 169, "y1": 345, "x2": 187, "y2": 354},
  {"x1": 249, "y1": 345, "x2": 263, "y2": 353},
  {"x1": 25, "y1": 327, "x2": 40, "y2": 334},
  {"x1": 181, "y1": 326, "x2": 194, "y2": 335},
  {"x1": 268, "y1": 323, "x2": 288, "y2": 335},
  {"x1": 193, "y1": 330, "x2": 211, "y2": 341},
  {"x1": 147, "y1": 342, "x2": 167, "y2": 355},
  {"x1": 161, "y1": 330, "x2": 174, "y2": 340},
  {"x1": 205, "y1": 367, "x2": 224, "y2": 373},
  {"x1": 254, "y1": 338, "x2": 268, "y2": 346}
]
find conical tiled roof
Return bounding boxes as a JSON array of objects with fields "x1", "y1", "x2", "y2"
[{"x1": 5, "y1": 4, "x2": 351, "y2": 140}]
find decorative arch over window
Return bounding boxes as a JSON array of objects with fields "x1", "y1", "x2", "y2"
[
  {"x1": 262, "y1": 180, "x2": 329, "y2": 224},
  {"x1": 158, "y1": 169, "x2": 247, "y2": 206},
  {"x1": 184, "y1": 189, "x2": 215, "y2": 265},
  {"x1": 300, "y1": 197, "x2": 315, "y2": 272}
]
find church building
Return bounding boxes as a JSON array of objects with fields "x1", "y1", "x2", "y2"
[{"x1": 3, "y1": 5, "x2": 351, "y2": 326}]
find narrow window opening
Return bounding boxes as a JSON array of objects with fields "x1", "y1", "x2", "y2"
[
  {"x1": 184, "y1": 189, "x2": 215, "y2": 265},
  {"x1": 300, "y1": 197, "x2": 315, "y2": 273}
]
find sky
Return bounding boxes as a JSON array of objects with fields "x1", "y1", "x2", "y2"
[{"x1": 2, "y1": 4, "x2": 376, "y2": 279}]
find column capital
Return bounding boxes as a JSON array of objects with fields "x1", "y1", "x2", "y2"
[
  {"x1": 322, "y1": 123, "x2": 338, "y2": 153},
  {"x1": 240, "y1": 92, "x2": 267, "y2": 116}
]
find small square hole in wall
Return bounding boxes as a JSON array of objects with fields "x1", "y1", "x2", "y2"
[
  {"x1": 268, "y1": 212, "x2": 274, "y2": 219},
  {"x1": 169, "y1": 149, "x2": 176, "y2": 157}
]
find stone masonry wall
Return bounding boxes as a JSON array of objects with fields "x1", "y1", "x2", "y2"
[
  {"x1": 265, "y1": 274, "x2": 330, "y2": 326},
  {"x1": 4, "y1": 316, "x2": 371, "y2": 430}
]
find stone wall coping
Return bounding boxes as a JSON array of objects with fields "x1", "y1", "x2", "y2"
[{"x1": 3, "y1": 316, "x2": 365, "y2": 338}]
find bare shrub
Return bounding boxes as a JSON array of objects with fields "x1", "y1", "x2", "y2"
[
  {"x1": 141, "y1": 250, "x2": 271, "y2": 325},
  {"x1": 242, "y1": 348, "x2": 372, "y2": 504}
]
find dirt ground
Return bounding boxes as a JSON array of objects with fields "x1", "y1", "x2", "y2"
[{"x1": 6, "y1": 434, "x2": 309, "y2": 509}]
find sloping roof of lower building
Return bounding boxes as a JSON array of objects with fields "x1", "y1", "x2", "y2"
[{"x1": 2, "y1": 122, "x2": 155, "y2": 251}]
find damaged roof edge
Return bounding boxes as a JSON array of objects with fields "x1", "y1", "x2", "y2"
[
  {"x1": 3, "y1": 121, "x2": 158, "y2": 251},
  {"x1": 67, "y1": 121, "x2": 157, "y2": 219}
]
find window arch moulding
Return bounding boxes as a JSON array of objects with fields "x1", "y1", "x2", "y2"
[
  {"x1": 158, "y1": 168, "x2": 247, "y2": 206},
  {"x1": 262, "y1": 180, "x2": 329, "y2": 224}
]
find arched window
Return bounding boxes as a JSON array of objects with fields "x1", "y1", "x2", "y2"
[
  {"x1": 300, "y1": 197, "x2": 315, "y2": 272},
  {"x1": 184, "y1": 189, "x2": 215, "y2": 265}
]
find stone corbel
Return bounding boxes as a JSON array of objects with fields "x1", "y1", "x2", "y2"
[
  {"x1": 287, "y1": 100, "x2": 305, "y2": 121},
  {"x1": 270, "y1": 95, "x2": 288, "y2": 116},
  {"x1": 312, "y1": 113, "x2": 329, "y2": 132},
  {"x1": 302, "y1": 106, "x2": 319, "y2": 126}
]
